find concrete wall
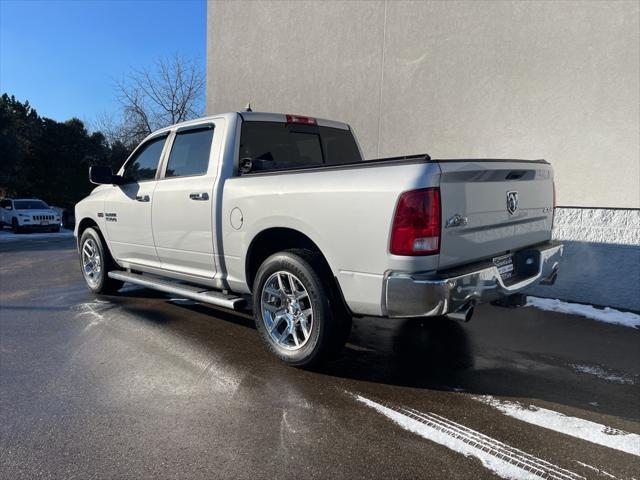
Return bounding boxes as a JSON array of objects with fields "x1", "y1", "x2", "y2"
[
  {"x1": 207, "y1": 0, "x2": 640, "y2": 310},
  {"x1": 207, "y1": 0, "x2": 639, "y2": 209},
  {"x1": 526, "y1": 208, "x2": 640, "y2": 311}
]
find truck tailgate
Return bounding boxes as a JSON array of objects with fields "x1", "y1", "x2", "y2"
[{"x1": 437, "y1": 160, "x2": 554, "y2": 269}]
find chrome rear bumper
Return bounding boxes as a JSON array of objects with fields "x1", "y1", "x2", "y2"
[{"x1": 383, "y1": 242, "x2": 563, "y2": 318}]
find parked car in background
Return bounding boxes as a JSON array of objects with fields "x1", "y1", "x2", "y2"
[
  {"x1": 75, "y1": 111, "x2": 562, "y2": 367},
  {"x1": 0, "y1": 198, "x2": 61, "y2": 233},
  {"x1": 51, "y1": 206, "x2": 75, "y2": 230}
]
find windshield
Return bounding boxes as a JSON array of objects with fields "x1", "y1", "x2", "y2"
[
  {"x1": 14, "y1": 200, "x2": 49, "y2": 210},
  {"x1": 239, "y1": 121, "x2": 362, "y2": 172}
]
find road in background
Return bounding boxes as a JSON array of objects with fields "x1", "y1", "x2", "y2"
[{"x1": 1, "y1": 236, "x2": 638, "y2": 479}]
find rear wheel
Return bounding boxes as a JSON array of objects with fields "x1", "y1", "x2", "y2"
[
  {"x1": 252, "y1": 249, "x2": 351, "y2": 368},
  {"x1": 79, "y1": 227, "x2": 123, "y2": 294}
]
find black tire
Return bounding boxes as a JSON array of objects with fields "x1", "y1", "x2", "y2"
[
  {"x1": 11, "y1": 218, "x2": 22, "y2": 234},
  {"x1": 252, "y1": 249, "x2": 351, "y2": 368},
  {"x1": 79, "y1": 227, "x2": 123, "y2": 294}
]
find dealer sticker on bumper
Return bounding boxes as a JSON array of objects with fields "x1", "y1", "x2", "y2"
[{"x1": 493, "y1": 253, "x2": 514, "y2": 279}]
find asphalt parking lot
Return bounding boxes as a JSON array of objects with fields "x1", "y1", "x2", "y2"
[{"x1": 1, "y1": 235, "x2": 638, "y2": 479}]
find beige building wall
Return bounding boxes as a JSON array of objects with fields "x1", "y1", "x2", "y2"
[{"x1": 207, "y1": 0, "x2": 639, "y2": 209}]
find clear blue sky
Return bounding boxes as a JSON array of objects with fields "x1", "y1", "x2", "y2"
[{"x1": 0, "y1": 0, "x2": 206, "y2": 124}]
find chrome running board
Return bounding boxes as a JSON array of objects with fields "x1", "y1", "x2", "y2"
[{"x1": 108, "y1": 271, "x2": 246, "y2": 310}]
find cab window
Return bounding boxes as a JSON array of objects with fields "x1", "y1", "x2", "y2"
[
  {"x1": 165, "y1": 128, "x2": 214, "y2": 178},
  {"x1": 239, "y1": 122, "x2": 323, "y2": 172},
  {"x1": 239, "y1": 121, "x2": 362, "y2": 173},
  {"x1": 123, "y1": 136, "x2": 166, "y2": 183}
]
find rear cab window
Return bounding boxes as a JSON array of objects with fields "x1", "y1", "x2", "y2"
[{"x1": 239, "y1": 121, "x2": 362, "y2": 173}]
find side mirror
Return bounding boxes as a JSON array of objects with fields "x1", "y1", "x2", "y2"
[
  {"x1": 239, "y1": 157, "x2": 253, "y2": 175},
  {"x1": 90, "y1": 165, "x2": 119, "y2": 185}
]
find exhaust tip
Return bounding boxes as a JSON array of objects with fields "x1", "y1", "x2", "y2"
[
  {"x1": 446, "y1": 304, "x2": 474, "y2": 322},
  {"x1": 540, "y1": 270, "x2": 558, "y2": 286}
]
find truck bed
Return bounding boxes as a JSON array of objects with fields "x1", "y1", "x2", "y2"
[{"x1": 241, "y1": 153, "x2": 549, "y2": 177}]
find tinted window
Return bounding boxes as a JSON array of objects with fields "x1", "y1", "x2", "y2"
[
  {"x1": 239, "y1": 121, "x2": 362, "y2": 173},
  {"x1": 123, "y1": 137, "x2": 165, "y2": 183},
  {"x1": 0, "y1": 200, "x2": 11, "y2": 208},
  {"x1": 14, "y1": 200, "x2": 49, "y2": 209},
  {"x1": 239, "y1": 122, "x2": 323, "y2": 172},
  {"x1": 320, "y1": 127, "x2": 362, "y2": 165},
  {"x1": 165, "y1": 128, "x2": 214, "y2": 178}
]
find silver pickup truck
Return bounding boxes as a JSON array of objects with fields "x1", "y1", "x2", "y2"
[{"x1": 75, "y1": 111, "x2": 562, "y2": 367}]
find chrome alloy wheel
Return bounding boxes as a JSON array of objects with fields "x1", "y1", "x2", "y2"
[
  {"x1": 261, "y1": 271, "x2": 313, "y2": 350},
  {"x1": 81, "y1": 237, "x2": 102, "y2": 287}
]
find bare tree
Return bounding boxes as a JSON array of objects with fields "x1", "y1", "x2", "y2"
[
  {"x1": 93, "y1": 111, "x2": 127, "y2": 147},
  {"x1": 110, "y1": 54, "x2": 205, "y2": 147}
]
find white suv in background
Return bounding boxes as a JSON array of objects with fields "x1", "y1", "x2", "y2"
[{"x1": 0, "y1": 198, "x2": 61, "y2": 233}]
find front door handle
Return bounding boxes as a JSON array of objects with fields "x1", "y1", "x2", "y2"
[
  {"x1": 189, "y1": 192, "x2": 209, "y2": 201},
  {"x1": 135, "y1": 195, "x2": 150, "y2": 202}
]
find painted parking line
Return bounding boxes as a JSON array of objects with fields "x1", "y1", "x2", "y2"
[
  {"x1": 473, "y1": 395, "x2": 640, "y2": 457},
  {"x1": 354, "y1": 394, "x2": 584, "y2": 480}
]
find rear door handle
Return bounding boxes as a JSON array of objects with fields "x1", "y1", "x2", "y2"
[
  {"x1": 135, "y1": 195, "x2": 150, "y2": 202},
  {"x1": 189, "y1": 192, "x2": 209, "y2": 201}
]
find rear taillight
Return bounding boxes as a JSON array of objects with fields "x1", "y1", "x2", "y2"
[
  {"x1": 286, "y1": 114, "x2": 317, "y2": 125},
  {"x1": 390, "y1": 187, "x2": 441, "y2": 256}
]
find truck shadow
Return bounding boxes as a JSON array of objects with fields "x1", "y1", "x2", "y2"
[
  {"x1": 321, "y1": 315, "x2": 640, "y2": 422},
  {"x1": 326, "y1": 317, "x2": 476, "y2": 388},
  {"x1": 108, "y1": 288, "x2": 639, "y2": 422}
]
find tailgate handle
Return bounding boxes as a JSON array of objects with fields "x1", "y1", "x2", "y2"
[
  {"x1": 506, "y1": 170, "x2": 527, "y2": 180},
  {"x1": 189, "y1": 192, "x2": 209, "y2": 201}
]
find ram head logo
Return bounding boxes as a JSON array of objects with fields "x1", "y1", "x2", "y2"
[{"x1": 506, "y1": 191, "x2": 519, "y2": 215}]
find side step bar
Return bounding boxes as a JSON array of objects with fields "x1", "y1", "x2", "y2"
[{"x1": 108, "y1": 271, "x2": 246, "y2": 310}]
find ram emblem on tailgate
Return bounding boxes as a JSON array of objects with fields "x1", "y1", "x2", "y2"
[{"x1": 506, "y1": 191, "x2": 519, "y2": 215}]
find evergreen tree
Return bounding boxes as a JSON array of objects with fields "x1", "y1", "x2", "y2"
[{"x1": 0, "y1": 93, "x2": 131, "y2": 209}]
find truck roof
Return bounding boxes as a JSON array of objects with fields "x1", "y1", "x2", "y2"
[
  {"x1": 236, "y1": 112, "x2": 350, "y2": 130},
  {"x1": 149, "y1": 111, "x2": 351, "y2": 138}
]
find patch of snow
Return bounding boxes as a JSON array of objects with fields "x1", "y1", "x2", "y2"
[
  {"x1": 526, "y1": 296, "x2": 640, "y2": 329},
  {"x1": 474, "y1": 395, "x2": 640, "y2": 457},
  {"x1": 0, "y1": 228, "x2": 74, "y2": 242},
  {"x1": 575, "y1": 462, "x2": 618, "y2": 479},
  {"x1": 353, "y1": 394, "x2": 583, "y2": 480},
  {"x1": 569, "y1": 364, "x2": 636, "y2": 385}
]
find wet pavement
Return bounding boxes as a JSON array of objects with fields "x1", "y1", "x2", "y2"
[{"x1": 1, "y1": 235, "x2": 639, "y2": 479}]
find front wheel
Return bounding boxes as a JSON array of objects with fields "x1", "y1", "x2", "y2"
[
  {"x1": 252, "y1": 250, "x2": 351, "y2": 368},
  {"x1": 11, "y1": 218, "x2": 22, "y2": 234},
  {"x1": 79, "y1": 227, "x2": 123, "y2": 294}
]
